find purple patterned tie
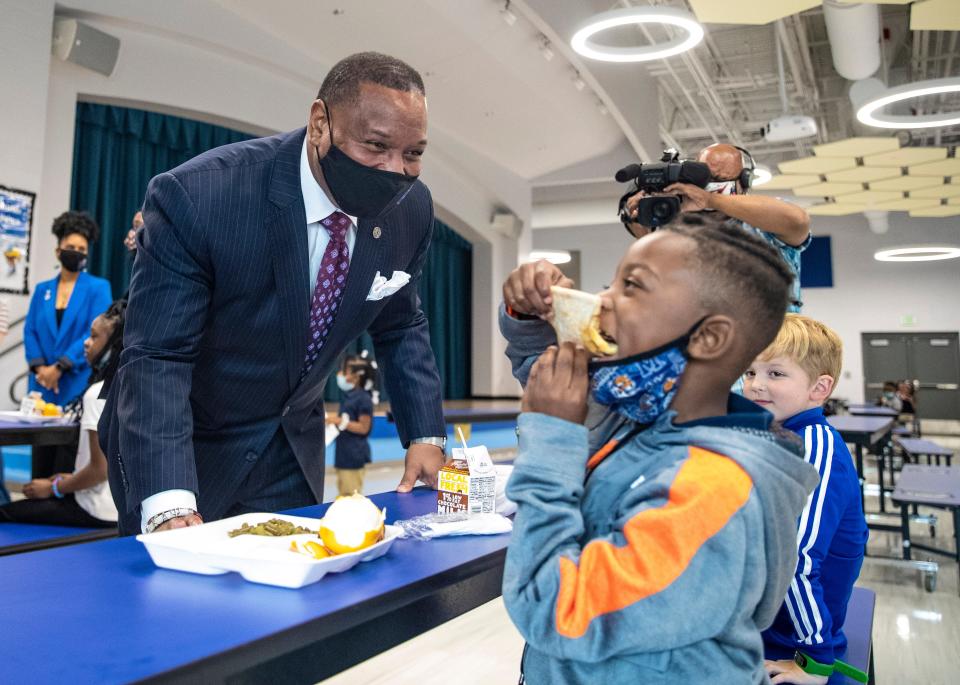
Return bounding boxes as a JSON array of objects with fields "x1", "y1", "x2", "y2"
[{"x1": 302, "y1": 211, "x2": 351, "y2": 376}]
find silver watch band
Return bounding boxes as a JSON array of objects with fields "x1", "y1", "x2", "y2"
[
  {"x1": 145, "y1": 507, "x2": 199, "y2": 533},
  {"x1": 411, "y1": 436, "x2": 447, "y2": 451}
]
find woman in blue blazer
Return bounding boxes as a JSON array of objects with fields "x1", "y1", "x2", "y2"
[{"x1": 24, "y1": 211, "x2": 113, "y2": 406}]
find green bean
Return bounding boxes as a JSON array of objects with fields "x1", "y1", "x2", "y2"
[{"x1": 228, "y1": 518, "x2": 315, "y2": 537}]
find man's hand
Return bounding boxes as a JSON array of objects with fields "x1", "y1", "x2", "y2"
[
  {"x1": 397, "y1": 443, "x2": 446, "y2": 493},
  {"x1": 502, "y1": 260, "x2": 573, "y2": 318},
  {"x1": 35, "y1": 365, "x2": 62, "y2": 394},
  {"x1": 124, "y1": 228, "x2": 138, "y2": 252},
  {"x1": 764, "y1": 659, "x2": 829, "y2": 685},
  {"x1": 522, "y1": 343, "x2": 589, "y2": 424},
  {"x1": 663, "y1": 182, "x2": 714, "y2": 213},
  {"x1": 23, "y1": 478, "x2": 53, "y2": 499},
  {"x1": 152, "y1": 512, "x2": 204, "y2": 533}
]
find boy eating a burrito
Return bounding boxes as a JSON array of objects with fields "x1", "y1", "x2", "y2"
[{"x1": 499, "y1": 214, "x2": 818, "y2": 684}]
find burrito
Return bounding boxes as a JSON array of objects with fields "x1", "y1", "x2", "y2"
[{"x1": 548, "y1": 286, "x2": 618, "y2": 357}]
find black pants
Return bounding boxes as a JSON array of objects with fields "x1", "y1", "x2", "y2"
[
  {"x1": 31, "y1": 439, "x2": 80, "y2": 479},
  {"x1": 0, "y1": 495, "x2": 116, "y2": 528}
]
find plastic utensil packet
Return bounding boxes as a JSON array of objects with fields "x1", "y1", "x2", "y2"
[{"x1": 394, "y1": 512, "x2": 513, "y2": 540}]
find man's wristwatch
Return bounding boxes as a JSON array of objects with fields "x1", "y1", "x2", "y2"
[
  {"x1": 145, "y1": 508, "x2": 201, "y2": 534},
  {"x1": 410, "y1": 436, "x2": 447, "y2": 452}
]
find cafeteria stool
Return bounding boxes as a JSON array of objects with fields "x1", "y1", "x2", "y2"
[{"x1": 833, "y1": 586, "x2": 876, "y2": 684}]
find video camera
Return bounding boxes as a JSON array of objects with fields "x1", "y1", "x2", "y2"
[{"x1": 615, "y1": 150, "x2": 711, "y2": 229}]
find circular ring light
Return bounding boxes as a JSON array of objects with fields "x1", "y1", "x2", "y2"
[
  {"x1": 571, "y1": 7, "x2": 704, "y2": 63},
  {"x1": 856, "y1": 78, "x2": 960, "y2": 129},
  {"x1": 750, "y1": 165, "x2": 773, "y2": 187},
  {"x1": 874, "y1": 246, "x2": 960, "y2": 262},
  {"x1": 529, "y1": 250, "x2": 572, "y2": 265}
]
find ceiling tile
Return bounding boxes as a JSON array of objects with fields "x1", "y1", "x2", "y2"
[
  {"x1": 812, "y1": 137, "x2": 900, "y2": 158},
  {"x1": 759, "y1": 174, "x2": 822, "y2": 190},
  {"x1": 792, "y1": 182, "x2": 864, "y2": 197},
  {"x1": 909, "y1": 206, "x2": 960, "y2": 218},
  {"x1": 806, "y1": 204, "x2": 868, "y2": 216},
  {"x1": 907, "y1": 158, "x2": 960, "y2": 177},
  {"x1": 911, "y1": 0, "x2": 960, "y2": 30},
  {"x1": 839, "y1": 190, "x2": 904, "y2": 206},
  {"x1": 862, "y1": 148, "x2": 948, "y2": 167},
  {"x1": 873, "y1": 198, "x2": 942, "y2": 211},
  {"x1": 869, "y1": 176, "x2": 944, "y2": 192},
  {"x1": 909, "y1": 183, "x2": 960, "y2": 199},
  {"x1": 825, "y1": 167, "x2": 899, "y2": 184},
  {"x1": 688, "y1": 0, "x2": 820, "y2": 24},
  {"x1": 779, "y1": 157, "x2": 857, "y2": 174}
]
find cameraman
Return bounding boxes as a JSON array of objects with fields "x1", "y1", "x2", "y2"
[{"x1": 623, "y1": 143, "x2": 810, "y2": 312}]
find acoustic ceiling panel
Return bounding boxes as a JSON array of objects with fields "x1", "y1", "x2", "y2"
[
  {"x1": 874, "y1": 198, "x2": 942, "y2": 211},
  {"x1": 907, "y1": 158, "x2": 960, "y2": 177},
  {"x1": 812, "y1": 137, "x2": 900, "y2": 158},
  {"x1": 909, "y1": 183, "x2": 960, "y2": 199},
  {"x1": 839, "y1": 190, "x2": 904, "y2": 205},
  {"x1": 825, "y1": 167, "x2": 899, "y2": 184},
  {"x1": 862, "y1": 147, "x2": 948, "y2": 167},
  {"x1": 688, "y1": 0, "x2": 820, "y2": 24},
  {"x1": 760, "y1": 174, "x2": 822, "y2": 190},
  {"x1": 911, "y1": 0, "x2": 960, "y2": 31},
  {"x1": 909, "y1": 206, "x2": 960, "y2": 218},
  {"x1": 869, "y1": 176, "x2": 944, "y2": 192},
  {"x1": 806, "y1": 204, "x2": 868, "y2": 216},
  {"x1": 792, "y1": 182, "x2": 864, "y2": 197},
  {"x1": 779, "y1": 157, "x2": 857, "y2": 175}
]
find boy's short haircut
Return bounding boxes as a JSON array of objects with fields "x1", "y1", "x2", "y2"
[
  {"x1": 758, "y1": 313, "x2": 843, "y2": 388},
  {"x1": 662, "y1": 213, "x2": 793, "y2": 363}
]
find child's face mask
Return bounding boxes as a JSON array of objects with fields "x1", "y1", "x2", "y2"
[
  {"x1": 336, "y1": 373, "x2": 355, "y2": 392},
  {"x1": 588, "y1": 318, "x2": 704, "y2": 424}
]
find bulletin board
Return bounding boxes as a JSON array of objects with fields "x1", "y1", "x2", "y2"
[{"x1": 0, "y1": 185, "x2": 35, "y2": 295}]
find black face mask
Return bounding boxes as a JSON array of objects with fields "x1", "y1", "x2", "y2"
[
  {"x1": 316, "y1": 101, "x2": 418, "y2": 220},
  {"x1": 59, "y1": 249, "x2": 87, "y2": 273}
]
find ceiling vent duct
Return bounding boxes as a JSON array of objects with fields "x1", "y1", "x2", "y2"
[{"x1": 823, "y1": 1, "x2": 881, "y2": 81}]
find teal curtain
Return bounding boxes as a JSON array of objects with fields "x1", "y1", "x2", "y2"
[
  {"x1": 70, "y1": 102, "x2": 253, "y2": 295},
  {"x1": 323, "y1": 219, "x2": 473, "y2": 402}
]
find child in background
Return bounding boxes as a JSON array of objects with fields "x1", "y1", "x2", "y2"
[
  {"x1": 0, "y1": 301, "x2": 126, "y2": 527},
  {"x1": 500, "y1": 217, "x2": 818, "y2": 684},
  {"x1": 876, "y1": 381, "x2": 902, "y2": 412},
  {"x1": 744, "y1": 314, "x2": 868, "y2": 684},
  {"x1": 897, "y1": 380, "x2": 916, "y2": 415},
  {"x1": 327, "y1": 354, "x2": 378, "y2": 497}
]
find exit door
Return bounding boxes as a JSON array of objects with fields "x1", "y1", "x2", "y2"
[{"x1": 862, "y1": 332, "x2": 960, "y2": 420}]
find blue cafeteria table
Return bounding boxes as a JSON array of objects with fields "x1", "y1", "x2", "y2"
[
  {"x1": 0, "y1": 419, "x2": 78, "y2": 447},
  {"x1": 0, "y1": 522, "x2": 115, "y2": 556},
  {"x1": 828, "y1": 415, "x2": 895, "y2": 514},
  {"x1": 0, "y1": 488, "x2": 509, "y2": 684}
]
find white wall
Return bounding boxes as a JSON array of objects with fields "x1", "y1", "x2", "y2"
[
  {"x1": 803, "y1": 214, "x2": 960, "y2": 403},
  {"x1": 533, "y1": 213, "x2": 960, "y2": 404},
  {"x1": 533, "y1": 222, "x2": 635, "y2": 292},
  {"x1": 0, "y1": 0, "x2": 530, "y2": 404}
]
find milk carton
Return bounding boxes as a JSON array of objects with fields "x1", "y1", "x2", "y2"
[{"x1": 437, "y1": 445, "x2": 497, "y2": 515}]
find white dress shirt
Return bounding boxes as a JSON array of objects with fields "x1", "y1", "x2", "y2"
[{"x1": 140, "y1": 140, "x2": 358, "y2": 532}]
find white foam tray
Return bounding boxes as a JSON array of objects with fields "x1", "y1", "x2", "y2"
[{"x1": 137, "y1": 513, "x2": 401, "y2": 589}]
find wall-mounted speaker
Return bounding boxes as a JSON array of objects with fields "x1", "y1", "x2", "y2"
[{"x1": 51, "y1": 18, "x2": 120, "y2": 77}]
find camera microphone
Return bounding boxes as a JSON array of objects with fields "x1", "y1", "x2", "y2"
[{"x1": 615, "y1": 164, "x2": 642, "y2": 183}]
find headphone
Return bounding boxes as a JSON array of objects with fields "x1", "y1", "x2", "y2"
[{"x1": 733, "y1": 145, "x2": 756, "y2": 191}]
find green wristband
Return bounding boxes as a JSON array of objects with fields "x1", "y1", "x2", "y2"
[
  {"x1": 794, "y1": 651, "x2": 834, "y2": 677},
  {"x1": 834, "y1": 659, "x2": 868, "y2": 683}
]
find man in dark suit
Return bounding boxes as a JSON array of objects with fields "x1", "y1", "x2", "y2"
[{"x1": 101, "y1": 52, "x2": 447, "y2": 535}]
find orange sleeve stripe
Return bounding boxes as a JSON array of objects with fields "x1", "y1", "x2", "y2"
[
  {"x1": 586, "y1": 438, "x2": 619, "y2": 471},
  {"x1": 555, "y1": 446, "x2": 753, "y2": 639}
]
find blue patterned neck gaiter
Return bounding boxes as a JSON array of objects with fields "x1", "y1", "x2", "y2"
[{"x1": 588, "y1": 319, "x2": 704, "y2": 424}]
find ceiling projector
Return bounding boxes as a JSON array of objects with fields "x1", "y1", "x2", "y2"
[{"x1": 760, "y1": 114, "x2": 819, "y2": 142}]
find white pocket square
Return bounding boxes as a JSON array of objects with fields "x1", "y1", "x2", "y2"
[{"x1": 366, "y1": 270, "x2": 411, "y2": 301}]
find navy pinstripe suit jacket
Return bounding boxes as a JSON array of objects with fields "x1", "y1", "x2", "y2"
[{"x1": 100, "y1": 127, "x2": 445, "y2": 531}]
